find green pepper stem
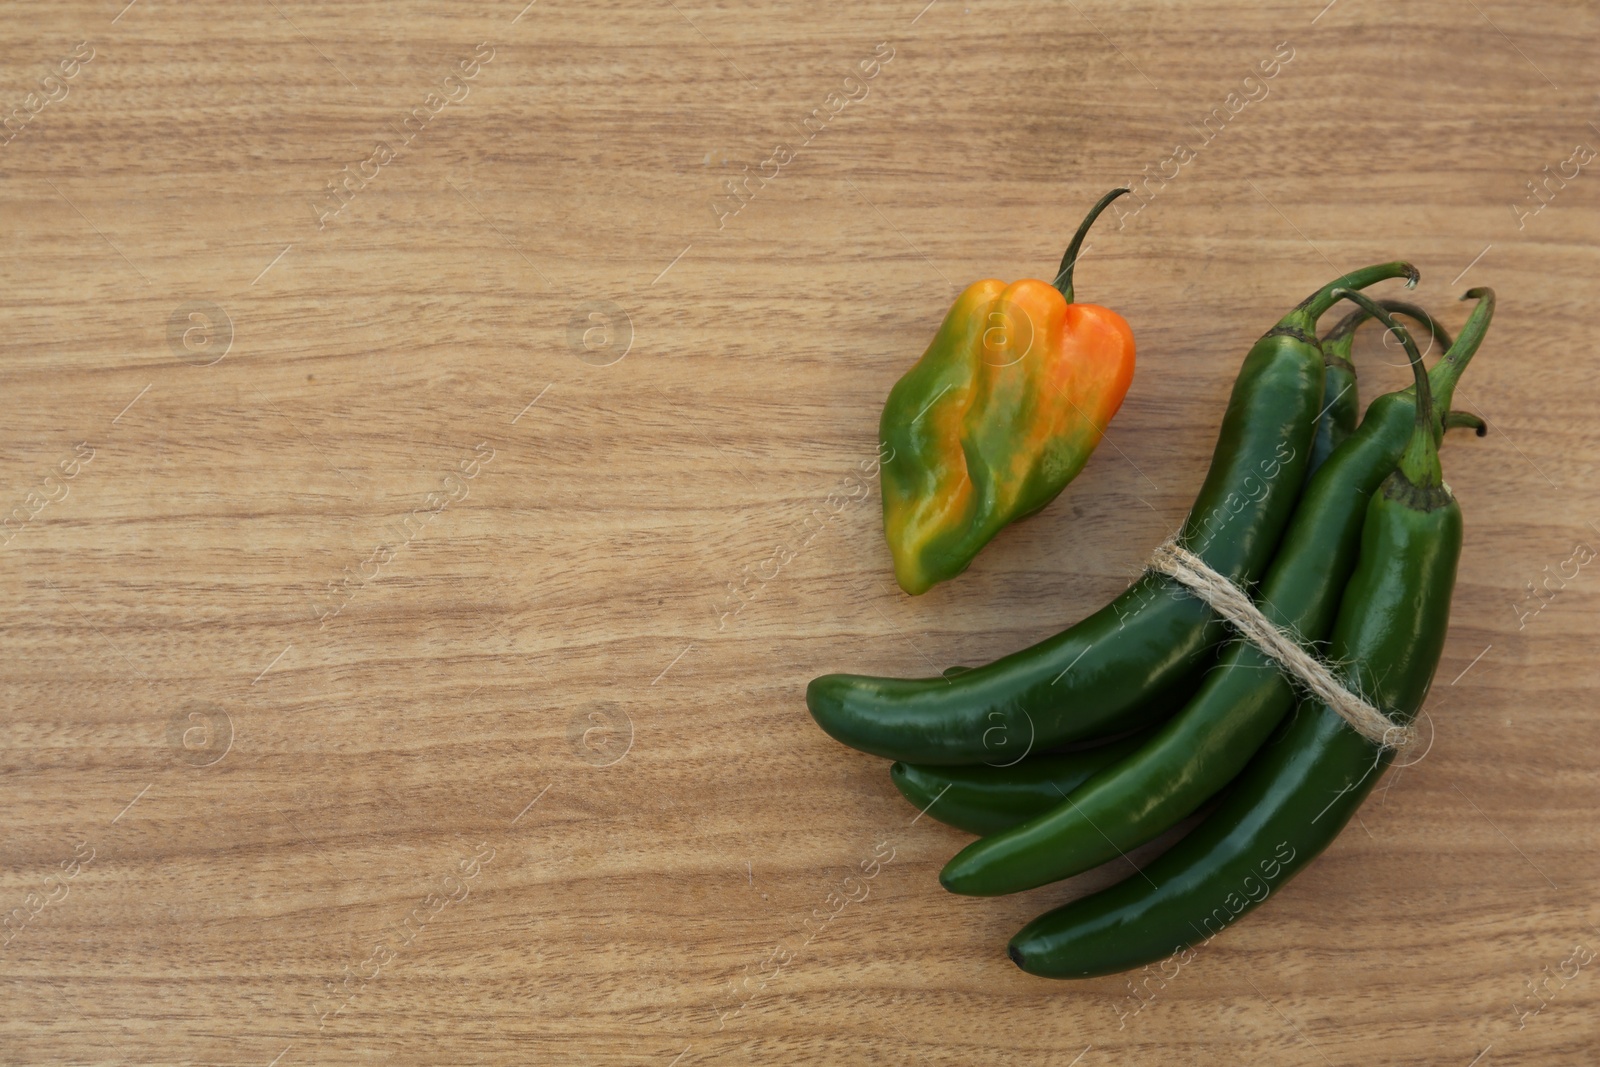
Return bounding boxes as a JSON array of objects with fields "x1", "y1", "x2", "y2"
[
  {"x1": 1425, "y1": 288, "x2": 1495, "y2": 416},
  {"x1": 1331, "y1": 287, "x2": 1441, "y2": 487},
  {"x1": 1321, "y1": 294, "x2": 1489, "y2": 440},
  {"x1": 1052, "y1": 188, "x2": 1131, "y2": 303},
  {"x1": 1322, "y1": 299, "x2": 1454, "y2": 362},
  {"x1": 1296, "y1": 262, "x2": 1419, "y2": 321}
]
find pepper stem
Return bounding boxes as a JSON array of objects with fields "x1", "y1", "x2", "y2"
[
  {"x1": 1425, "y1": 288, "x2": 1495, "y2": 416},
  {"x1": 1332, "y1": 287, "x2": 1441, "y2": 488},
  {"x1": 1445, "y1": 411, "x2": 1488, "y2": 436},
  {"x1": 1322, "y1": 299, "x2": 1454, "y2": 363},
  {"x1": 1295, "y1": 262, "x2": 1419, "y2": 321},
  {"x1": 1052, "y1": 188, "x2": 1131, "y2": 303}
]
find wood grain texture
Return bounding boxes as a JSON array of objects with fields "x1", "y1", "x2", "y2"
[{"x1": 1, "y1": 0, "x2": 1596, "y2": 1063}]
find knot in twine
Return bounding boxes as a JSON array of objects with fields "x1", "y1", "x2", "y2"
[{"x1": 1148, "y1": 539, "x2": 1415, "y2": 750}]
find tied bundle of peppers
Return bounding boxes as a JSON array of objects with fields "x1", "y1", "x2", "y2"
[{"x1": 806, "y1": 245, "x2": 1496, "y2": 977}]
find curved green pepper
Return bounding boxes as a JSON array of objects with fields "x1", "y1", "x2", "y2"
[
  {"x1": 889, "y1": 730, "x2": 1154, "y2": 836},
  {"x1": 1008, "y1": 292, "x2": 1480, "y2": 978},
  {"x1": 808, "y1": 262, "x2": 1418, "y2": 765}
]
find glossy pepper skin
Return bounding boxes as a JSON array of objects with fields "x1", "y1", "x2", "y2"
[
  {"x1": 1309, "y1": 351, "x2": 1358, "y2": 477},
  {"x1": 889, "y1": 730, "x2": 1153, "y2": 837},
  {"x1": 881, "y1": 190, "x2": 1136, "y2": 595},
  {"x1": 807, "y1": 261, "x2": 1418, "y2": 765},
  {"x1": 940, "y1": 289, "x2": 1493, "y2": 897},
  {"x1": 1008, "y1": 293, "x2": 1480, "y2": 979}
]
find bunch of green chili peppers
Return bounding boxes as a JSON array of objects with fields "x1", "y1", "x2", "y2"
[{"x1": 806, "y1": 263, "x2": 1496, "y2": 978}]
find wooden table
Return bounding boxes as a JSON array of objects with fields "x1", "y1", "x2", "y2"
[{"x1": 2, "y1": 1, "x2": 1595, "y2": 1063}]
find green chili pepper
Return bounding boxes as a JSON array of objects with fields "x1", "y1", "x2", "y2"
[
  {"x1": 1308, "y1": 300, "x2": 1454, "y2": 476},
  {"x1": 889, "y1": 730, "x2": 1154, "y2": 836},
  {"x1": 939, "y1": 288, "x2": 1492, "y2": 897},
  {"x1": 807, "y1": 262, "x2": 1418, "y2": 765},
  {"x1": 1007, "y1": 292, "x2": 1483, "y2": 979}
]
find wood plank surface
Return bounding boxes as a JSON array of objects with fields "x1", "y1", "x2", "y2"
[{"x1": 1, "y1": 1, "x2": 1596, "y2": 1063}]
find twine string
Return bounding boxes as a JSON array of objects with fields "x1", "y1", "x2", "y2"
[{"x1": 1148, "y1": 539, "x2": 1415, "y2": 750}]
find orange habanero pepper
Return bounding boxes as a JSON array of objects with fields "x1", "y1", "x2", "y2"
[{"x1": 880, "y1": 189, "x2": 1136, "y2": 594}]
